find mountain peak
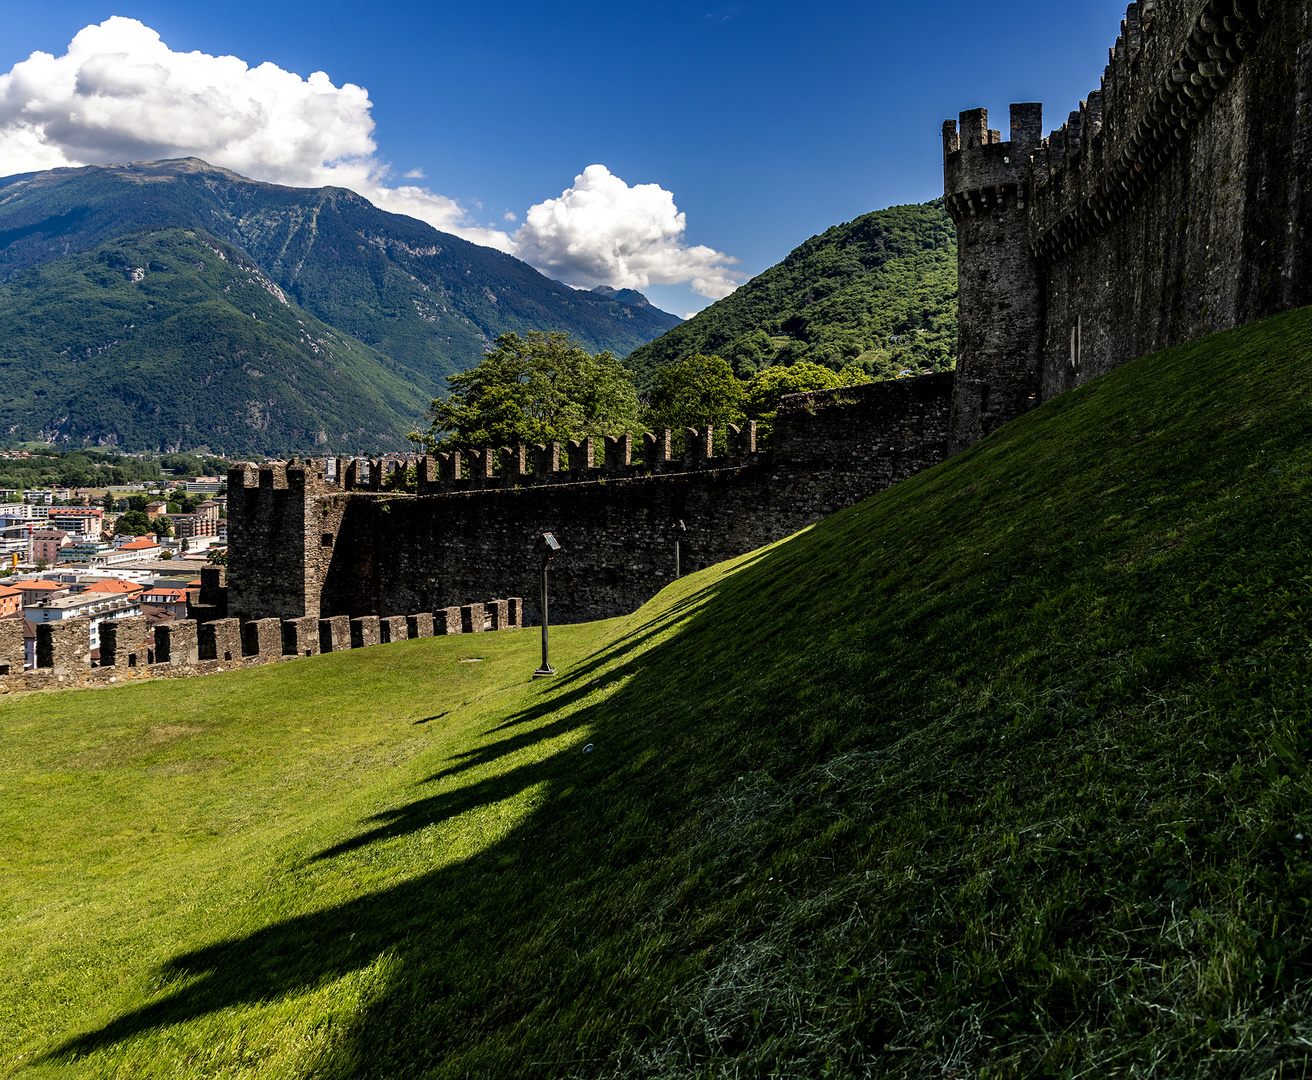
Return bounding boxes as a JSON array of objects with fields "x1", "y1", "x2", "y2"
[{"x1": 589, "y1": 285, "x2": 656, "y2": 309}]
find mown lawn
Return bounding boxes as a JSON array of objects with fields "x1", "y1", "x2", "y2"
[{"x1": 5, "y1": 307, "x2": 1312, "y2": 1077}]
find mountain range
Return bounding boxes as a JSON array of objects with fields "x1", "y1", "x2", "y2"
[{"x1": 0, "y1": 158, "x2": 682, "y2": 454}]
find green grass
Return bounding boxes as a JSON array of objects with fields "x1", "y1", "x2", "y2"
[{"x1": 6, "y1": 306, "x2": 1312, "y2": 1077}]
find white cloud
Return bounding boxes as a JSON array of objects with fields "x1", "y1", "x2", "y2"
[
  {"x1": 0, "y1": 18, "x2": 375, "y2": 187},
  {"x1": 0, "y1": 19, "x2": 740, "y2": 297},
  {"x1": 0, "y1": 17, "x2": 505, "y2": 248},
  {"x1": 503, "y1": 210, "x2": 517, "y2": 222},
  {"x1": 514, "y1": 165, "x2": 741, "y2": 299}
]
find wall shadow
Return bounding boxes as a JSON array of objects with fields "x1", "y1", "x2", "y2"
[{"x1": 38, "y1": 537, "x2": 809, "y2": 1074}]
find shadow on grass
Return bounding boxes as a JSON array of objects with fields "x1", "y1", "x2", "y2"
[
  {"x1": 38, "y1": 549, "x2": 787, "y2": 1071},
  {"x1": 39, "y1": 313, "x2": 1312, "y2": 1075}
]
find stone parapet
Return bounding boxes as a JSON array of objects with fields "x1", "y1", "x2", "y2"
[
  {"x1": 283, "y1": 616, "x2": 320, "y2": 657},
  {"x1": 350, "y1": 616, "x2": 381, "y2": 649},
  {"x1": 157, "y1": 620, "x2": 200, "y2": 666},
  {"x1": 2, "y1": 596, "x2": 527, "y2": 694},
  {"x1": 319, "y1": 615, "x2": 350, "y2": 653}
]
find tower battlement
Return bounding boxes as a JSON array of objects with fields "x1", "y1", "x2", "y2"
[
  {"x1": 942, "y1": 105, "x2": 1043, "y2": 220},
  {"x1": 942, "y1": 103, "x2": 1046, "y2": 453}
]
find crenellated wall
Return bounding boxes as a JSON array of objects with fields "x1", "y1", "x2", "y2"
[
  {"x1": 944, "y1": 0, "x2": 1311, "y2": 439},
  {"x1": 225, "y1": 374, "x2": 955, "y2": 626},
  {"x1": 0, "y1": 594, "x2": 524, "y2": 693}
]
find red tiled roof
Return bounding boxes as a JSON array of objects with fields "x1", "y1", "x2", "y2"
[
  {"x1": 118, "y1": 538, "x2": 161, "y2": 551},
  {"x1": 82, "y1": 579, "x2": 144, "y2": 595}
]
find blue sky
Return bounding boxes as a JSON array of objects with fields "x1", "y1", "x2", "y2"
[{"x1": 0, "y1": 1, "x2": 1131, "y2": 317}]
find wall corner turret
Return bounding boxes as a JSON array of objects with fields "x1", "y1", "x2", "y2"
[{"x1": 943, "y1": 103, "x2": 1046, "y2": 455}]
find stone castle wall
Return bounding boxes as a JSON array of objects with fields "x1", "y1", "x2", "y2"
[
  {"x1": 0, "y1": 577, "x2": 524, "y2": 694},
  {"x1": 227, "y1": 374, "x2": 954, "y2": 625},
  {"x1": 944, "y1": 0, "x2": 1310, "y2": 438},
  {"x1": 224, "y1": 0, "x2": 1311, "y2": 634}
]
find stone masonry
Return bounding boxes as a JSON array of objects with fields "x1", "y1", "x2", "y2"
[
  {"x1": 944, "y1": 0, "x2": 1310, "y2": 444},
  {"x1": 1, "y1": 588, "x2": 525, "y2": 693},
  {"x1": 224, "y1": 374, "x2": 954, "y2": 626},
  {"x1": 222, "y1": 0, "x2": 1311, "y2": 636}
]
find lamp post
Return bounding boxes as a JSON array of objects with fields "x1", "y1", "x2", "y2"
[
  {"x1": 671, "y1": 519, "x2": 686, "y2": 579},
  {"x1": 534, "y1": 531, "x2": 562, "y2": 677}
]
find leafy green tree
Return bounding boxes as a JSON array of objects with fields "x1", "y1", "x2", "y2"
[
  {"x1": 114, "y1": 510, "x2": 154, "y2": 537},
  {"x1": 383, "y1": 464, "x2": 417, "y2": 493},
  {"x1": 644, "y1": 354, "x2": 746, "y2": 452},
  {"x1": 152, "y1": 516, "x2": 174, "y2": 539},
  {"x1": 409, "y1": 331, "x2": 642, "y2": 454},
  {"x1": 160, "y1": 453, "x2": 204, "y2": 478},
  {"x1": 743, "y1": 361, "x2": 872, "y2": 442},
  {"x1": 207, "y1": 548, "x2": 228, "y2": 567}
]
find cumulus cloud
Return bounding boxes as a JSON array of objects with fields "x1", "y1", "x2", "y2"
[
  {"x1": 0, "y1": 18, "x2": 375, "y2": 186},
  {"x1": 0, "y1": 19, "x2": 739, "y2": 296},
  {"x1": 514, "y1": 165, "x2": 741, "y2": 299},
  {"x1": 0, "y1": 17, "x2": 509, "y2": 247}
]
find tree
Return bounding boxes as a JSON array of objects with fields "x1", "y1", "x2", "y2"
[
  {"x1": 742, "y1": 360, "x2": 872, "y2": 442},
  {"x1": 644, "y1": 354, "x2": 746, "y2": 452},
  {"x1": 207, "y1": 548, "x2": 228, "y2": 567},
  {"x1": 408, "y1": 331, "x2": 642, "y2": 454},
  {"x1": 152, "y1": 516, "x2": 174, "y2": 538},
  {"x1": 383, "y1": 464, "x2": 417, "y2": 493},
  {"x1": 114, "y1": 510, "x2": 154, "y2": 537}
]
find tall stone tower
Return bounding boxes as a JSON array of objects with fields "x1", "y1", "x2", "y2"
[{"x1": 943, "y1": 104, "x2": 1044, "y2": 455}]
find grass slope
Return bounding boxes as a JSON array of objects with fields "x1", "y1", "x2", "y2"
[
  {"x1": 5, "y1": 307, "x2": 1312, "y2": 1077},
  {"x1": 0, "y1": 228, "x2": 432, "y2": 455},
  {"x1": 624, "y1": 201, "x2": 956, "y2": 388}
]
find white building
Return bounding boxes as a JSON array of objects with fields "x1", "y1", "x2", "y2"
[{"x1": 22, "y1": 593, "x2": 142, "y2": 651}]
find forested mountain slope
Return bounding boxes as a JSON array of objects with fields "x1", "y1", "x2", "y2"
[
  {"x1": 0, "y1": 228, "x2": 431, "y2": 455},
  {"x1": 625, "y1": 200, "x2": 956, "y2": 388},
  {"x1": 0, "y1": 159, "x2": 682, "y2": 387}
]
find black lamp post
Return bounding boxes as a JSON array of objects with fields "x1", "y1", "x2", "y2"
[
  {"x1": 534, "y1": 531, "x2": 562, "y2": 677},
  {"x1": 671, "y1": 519, "x2": 686, "y2": 579}
]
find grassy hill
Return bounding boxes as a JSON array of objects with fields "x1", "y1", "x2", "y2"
[
  {"x1": 5, "y1": 306, "x2": 1312, "y2": 1077},
  {"x1": 624, "y1": 201, "x2": 957, "y2": 389},
  {"x1": 0, "y1": 160, "x2": 684, "y2": 389},
  {"x1": 0, "y1": 228, "x2": 433, "y2": 455}
]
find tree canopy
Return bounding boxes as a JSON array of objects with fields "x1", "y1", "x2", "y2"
[
  {"x1": 742, "y1": 360, "x2": 871, "y2": 439},
  {"x1": 408, "y1": 331, "x2": 643, "y2": 454},
  {"x1": 644, "y1": 354, "x2": 746, "y2": 449}
]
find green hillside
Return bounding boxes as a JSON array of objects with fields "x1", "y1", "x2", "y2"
[
  {"x1": 0, "y1": 228, "x2": 432, "y2": 455},
  {"x1": 5, "y1": 306, "x2": 1312, "y2": 1077},
  {"x1": 0, "y1": 160, "x2": 683, "y2": 387},
  {"x1": 625, "y1": 201, "x2": 957, "y2": 388}
]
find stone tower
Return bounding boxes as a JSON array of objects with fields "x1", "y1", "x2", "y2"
[
  {"x1": 943, "y1": 104, "x2": 1044, "y2": 455},
  {"x1": 225, "y1": 459, "x2": 342, "y2": 623}
]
